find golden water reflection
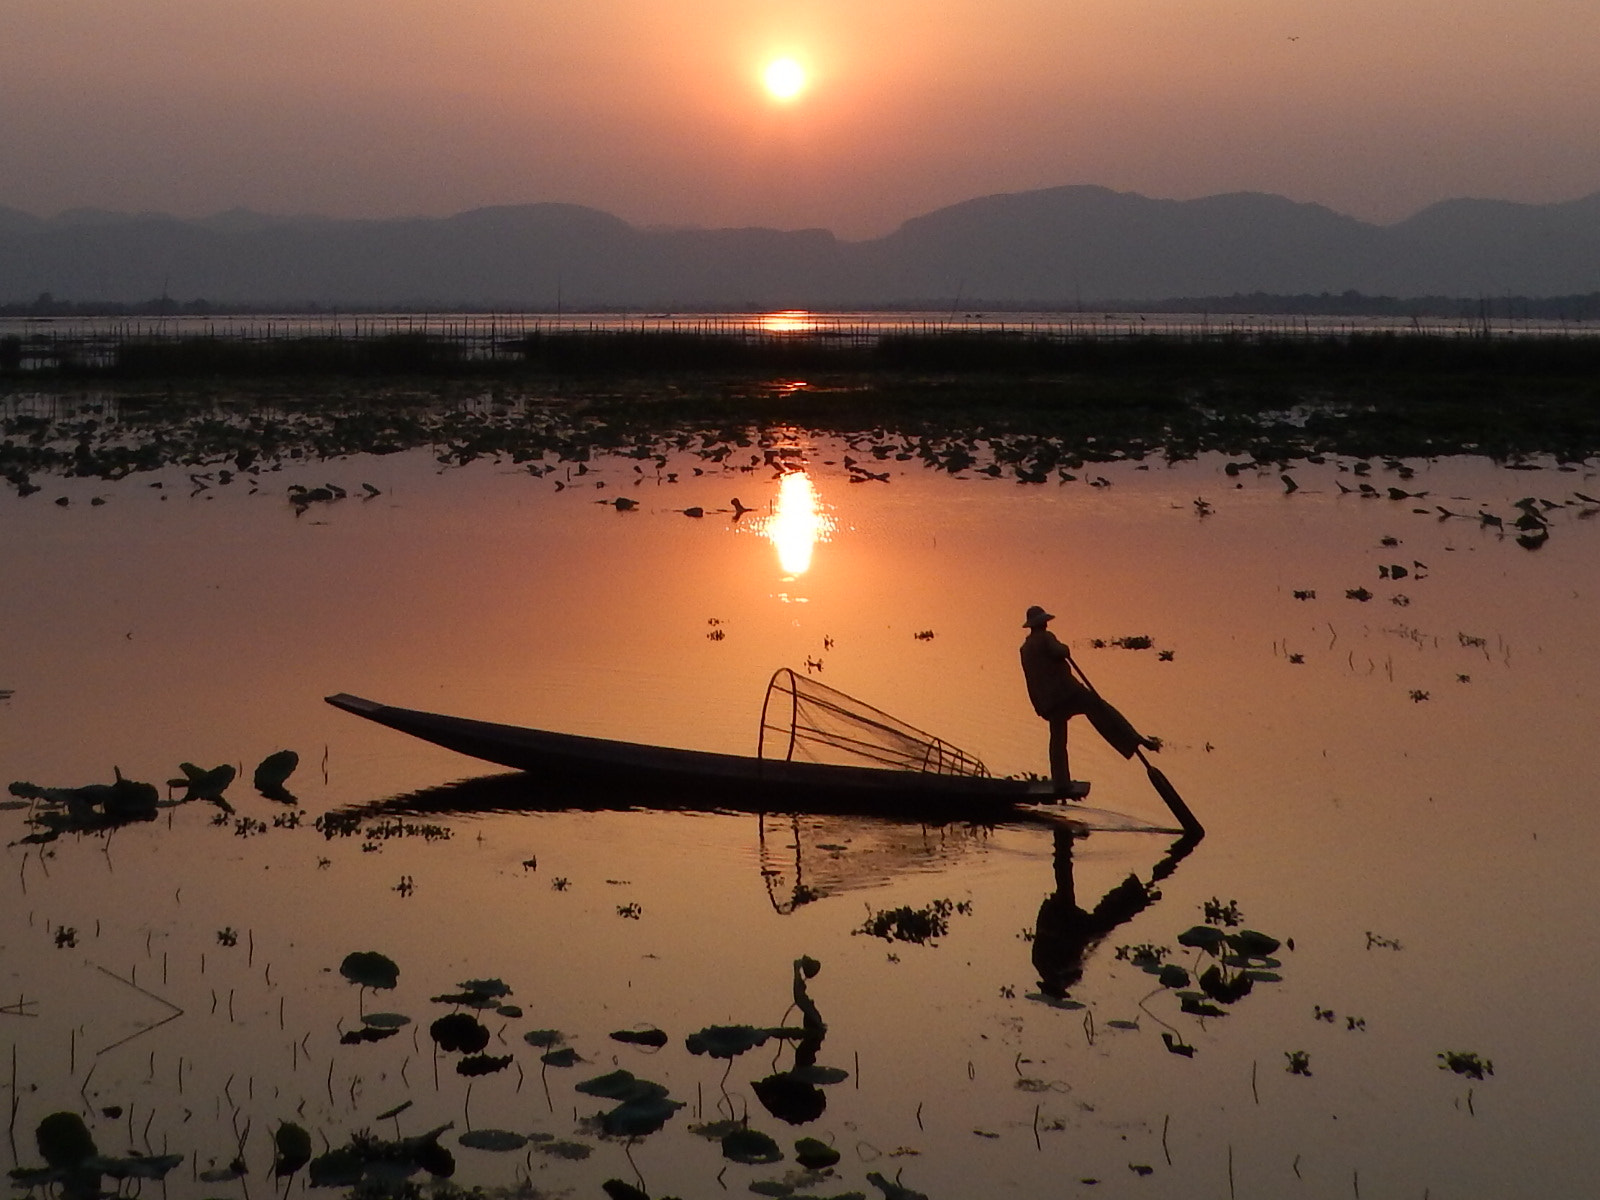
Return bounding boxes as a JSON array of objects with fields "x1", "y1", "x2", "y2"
[
  {"x1": 756, "y1": 468, "x2": 833, "y2": 576},
  {"x1": 758, "y1": 309, "x2": 815, "y2": 334}
]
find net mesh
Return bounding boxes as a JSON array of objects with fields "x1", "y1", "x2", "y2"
[{"x1": 757, "y1": 668, "x2": 990, "y2": 777}]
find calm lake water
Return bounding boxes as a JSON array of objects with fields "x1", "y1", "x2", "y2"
[{"x1": 3, "y1": 427, "x2": 1599, "y2": 1198}]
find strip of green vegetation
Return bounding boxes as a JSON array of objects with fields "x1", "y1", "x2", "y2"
[{"x1": 3, "y1": 330, "x2": 1598, "y2": 497}]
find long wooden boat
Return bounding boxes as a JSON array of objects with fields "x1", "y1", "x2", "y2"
[{"x1": 324, "y1": 692, "x2": 1180, "y2": 832}]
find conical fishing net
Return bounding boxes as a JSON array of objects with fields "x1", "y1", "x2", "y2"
[{"x1": 757, "y1": 667, "x2": 990, "y2": 777}]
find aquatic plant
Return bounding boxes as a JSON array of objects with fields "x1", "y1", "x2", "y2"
[
  {"x1": 854, "y1": 898, "x2": 971, "y2": 945},
  {"x1": 7, "y1": 1112, "x2": 183, "y2": 1193},
  {"x1": 1438, "y1": 1050, "x2": 1494, "y2": 1080},
  {"x1": 253, "y1": 749, "x2": 299, "y2": 801}
]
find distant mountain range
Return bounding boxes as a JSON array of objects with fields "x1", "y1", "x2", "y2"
[{"x1": 1, "y1": 185, "x2": 1598, "y2": 308}]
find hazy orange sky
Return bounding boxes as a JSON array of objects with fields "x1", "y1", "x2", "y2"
[{"x1": 2, "y1": 0, "x2": 1596, "y2": 238}]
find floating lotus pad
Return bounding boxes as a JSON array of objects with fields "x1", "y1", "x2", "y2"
[
  {"x1": 340, "y1": 951, "x2": 400, "y2": 990},
  {"x1": 273, "y1": 1123, "x2": 312, "y2": 1176},
  {"x1": 457, "y1": 1129, "x2": 528, "y2": 1152},
  {"x1": 430, "y1": 1013, "x2": 490, "y2": 1053},
  {"x1": 361, "y1": 1012, "x2": 411, "y2": 1028},
  {"x1": 456, "y1": 1053, "x2": 513, "y2": 1076},
  {"x1": 686, "y1": 1024, "x2": 771, "y2": 1058},
  {"x1": 610, "y1": 1027, "x2": 669, "y2": 1047},
  {"x1": 721, "y1": 1127, "x2": 783, "y2": 1164},
  {"x1": 794, "y1": 1137, "x2": 842, "y2": 1169}
]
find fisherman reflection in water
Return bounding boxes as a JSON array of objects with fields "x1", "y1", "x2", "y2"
[
  {"x1": 1034, "y1": 825, "x2": 1203, "y2": 998},
  {"x1": 1020, "y1": 605, "x2": 1159, "y2": 800},
  {"x1": 1033, "y1": 827, "x2": 1158, "y2": 997}
]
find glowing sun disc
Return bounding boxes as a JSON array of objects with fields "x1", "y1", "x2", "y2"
[{"x1": 763, "y1": 58, "x2": 807, "y2": 101}]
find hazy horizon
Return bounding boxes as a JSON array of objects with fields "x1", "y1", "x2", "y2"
[
  {"x1": 3, "y1": 0, "x2": 1596, "y2": 241},
  {"x1": 6, "y1": 182, "x2": 1600, "y2": 244}
]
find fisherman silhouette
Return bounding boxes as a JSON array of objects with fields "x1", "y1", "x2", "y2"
[
  {"x1": 1019, "y1": 605, "x2": 1159, "y2": 799},
  {"x1": 1032, "y1": 826, "x2": 1200, "y2": 999}
]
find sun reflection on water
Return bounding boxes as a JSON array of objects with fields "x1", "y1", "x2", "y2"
[
  {"x1": 758, "y1": 468, "x2": 833, "y2": 577},
  {"x1": 759, "y1": 309, "x2": 815, "y2": 334}
]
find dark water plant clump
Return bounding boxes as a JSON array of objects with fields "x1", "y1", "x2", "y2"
[{"x1": 854, "y1": 898, "x2": 972, "y2": 945}]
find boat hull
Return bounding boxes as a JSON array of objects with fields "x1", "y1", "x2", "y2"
[{"x1": 326, "y1": 692, "x2": 1055, "y2": 817}]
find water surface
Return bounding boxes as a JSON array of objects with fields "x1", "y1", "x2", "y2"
[{"x1": 3, "y1": 434, "x2": 1598, "y2": 1198}]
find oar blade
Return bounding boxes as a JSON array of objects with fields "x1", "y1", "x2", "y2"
[{"x1": 1146, "y1": 762, "x2": 1204, "y2": 838}]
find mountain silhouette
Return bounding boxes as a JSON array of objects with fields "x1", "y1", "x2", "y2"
[{"x1": 1, "y1": 186, "x2": 1596, "y2": 307}]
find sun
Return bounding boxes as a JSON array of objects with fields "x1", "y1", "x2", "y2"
[{"x1": 762, "y1": 57, "x2": 807, "y2": 102}]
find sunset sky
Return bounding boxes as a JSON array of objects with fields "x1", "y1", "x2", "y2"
[{"x1": 2, "y1": 0, "x2": 1596, "y2": 238}]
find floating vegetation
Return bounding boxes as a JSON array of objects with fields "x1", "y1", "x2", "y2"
[
  {"x1": 307, "y1": 1124, "x2": 456, "y2": 1187},
  {"x1": 430, "y1": 1013, "x2": 491, "y2": 1054},
  {"x1": 611, "y1": 1027, "x2": 670, "y2": 1047},
  {"x1": 252, "y1": 749, "x2": 299, "y2": 801},
  {"x1": 340, "y1": 950, "x2": 401, "y2": 991},
  {"x1": 576, "y1": 1068, "x2": 685, "y2": 1137},
  {"x1": 686, "y1": 1024, "x2": 770, "y2": 1059},
  {"x1": 1285, "y1": 1050, "x2": 1313, "y2": 1076},
  {"x1": 8, "y1": 768, "x2": 161, "y2": 842},
  {"x1": 273, "y1": 1121, "x2": 313, "y2": 1176},
  {"x1": 8, "y1": 1112, "x2": 184, "y2": 1191},
  {"x1": 722, "y1": 1126, "x2": 784, "y2": 1165},
  {"x1": 855, "y1": 898, "x2": 971, "y2": 945},
  {"x1": 167, "y1": 761, "x2": 236, "y2": 806},
  {"x1": 1438, "y1": 1051, "x2": 1494, "y2": 1080},
  {"x1": 456, "y1": 1129, "x2": 528, "y2": 1152}
]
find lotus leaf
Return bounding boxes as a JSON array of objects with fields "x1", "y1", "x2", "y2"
[
  {"x1": 340, "y1": 951, "x2": 400, "y2": 990},
  {"x1": 686, "y1": 1023, "x2": 770, "y2": 1059},
  {"x1": 1179, "y1": 992, "x2": 1227, "y2": 1018},
  {"x1": 722, "y1": 1127, "x2": 783, "y2": 1164},
  {"x1": 577, "y1": 1069, "x2": 665, "y2": 1102},
  {"x1": 540, "y1": 1047, "x2": 582, "y2": 1068},
  {"x1": 430, "y1": 1012, "x2": 490, "y2": 1053},
  {"x1": 522, "y1": 1028, "x2": 564, "y2": 1048},
  {"x1": 273, "y1": 1122, "x2": 312, "y2": 1176},
  {"x1": 456, "y1": 1053, "x2": 513, "y2": 1076},
  {"x1": 96, "y1": 1152, "x2": 185, "y2": 1181},
  {"x1": 341, "y1": 1026, "x2": 399, "y2": 1044},
  {"x1": 497, "y1": 1003, "x2": 523, "y2": 1018},
  {"x1": 1176, "y1": 926, "x2": 1226, "y2": 951},
  {"x1": 457, "y1": 1129, "x2": 528, "y2": 1152},
  {"x1": 794, "y1": 1137, "x2": 842, "y2": 1169},
  {"x1": 602, "y1": 1181, "x2": 650, "y2": 1200},
  {"x1": 611, "y1": 1027, "x2": 669, "y2": 1047},
  {"x1": 601, "y1": 1094, "x2": 685, "y2": 1138},
  {"x1": 1199, "y1": 966, "x2": 1253, "y2": 1003},
  {"x1": 753, "y1": 1073, "x2": 826, "y2": 1125},
  {"x1": 535, "y1": 1139, "x2": 592, "y2": 1159},
  {"x1": 1157, "y1": 963, "x2": 1190, "y2": 989},
  {"x1": 867, "y1": 1170, "x2": 929, "y2": 1199},
  {"x1": 458, "y1": 978, "x2": 512, "y2": 998},
  {"x1": 1225, "y1": 930, "x2": 1281, "y2": 957},
  {"x1": 788, "y1": 1064, "x2": 849, "y2": 1085},
  {"x1": 362, "y1": 1012, "x2": 412, "y2": 1028},
  {"x1": 253, "y1": 750, "x2": 299, "y2": 800},
  {"x1": 36, "y1": 1112, "x2": 96, "y2": 1168}
]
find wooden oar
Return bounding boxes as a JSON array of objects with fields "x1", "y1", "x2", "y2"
[{"x1": 1065, "y1": 653, "x2": 1204, "y2": 838}]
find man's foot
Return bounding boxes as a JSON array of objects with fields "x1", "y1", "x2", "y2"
[
  {"x1": 1140, "y1": 735, "x2": 1162, "y2": 753},
  {"x1": 1054, "y1": 780, "x2": 1092, "y2": 801}
]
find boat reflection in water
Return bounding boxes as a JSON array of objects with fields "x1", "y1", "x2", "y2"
[
  {"x1": 334, "y1": 772, "x2": 1200, "y2": 994},
  {"x1": 755, "y1": 467, "x2": 833, "y2": 578}
]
